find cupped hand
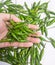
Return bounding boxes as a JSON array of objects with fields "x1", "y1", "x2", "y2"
[{"x1": 0, "y1": 13, "x2": 41, "y2": 48}]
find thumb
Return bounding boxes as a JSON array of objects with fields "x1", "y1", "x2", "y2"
[{"x1": 0, "y1": 13, "x2": 21, "y2": 22}]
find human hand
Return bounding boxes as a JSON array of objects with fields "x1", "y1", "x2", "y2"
[{"x1": 0, "y1": 13, "x2": 41, "y2": 48}]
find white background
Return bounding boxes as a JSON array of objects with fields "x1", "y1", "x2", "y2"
[{"x1": 0, "y1": 0, "x2": 55, "y2": 65}]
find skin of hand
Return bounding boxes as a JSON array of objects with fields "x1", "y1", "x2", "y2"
[{"x1": 0, "y1": 13, "x2": 41, "y2": 48}]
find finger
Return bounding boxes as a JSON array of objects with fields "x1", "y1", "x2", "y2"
[
  {"x1": 0, "y1": 13, "x2": 21, "y2": 22},
  {"x1": 28, "y1": 24, "x2": 39, "y2": 30},
  {"x1": 27, "y1": 37, "x2": 41, "y2": 43},
  {"x1": 29, "y1": 31, "x2": 41, "y2": 37},
  {"x1": 0, "y1": 42, "x2": 33, "y2": 48},
  {"x1": 0, "y1": 42, "x2": 10, "y2": 48},
  {"x1": 11, "y1": 42, "x2": 33, "y2": 47}
]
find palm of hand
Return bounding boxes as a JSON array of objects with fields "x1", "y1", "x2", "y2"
[{"x1": 0, "y1": 19, "x2": 8, "y2": 40}]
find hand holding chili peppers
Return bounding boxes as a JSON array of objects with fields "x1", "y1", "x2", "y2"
[{"x1": 0, "y1": 13, "x2": 41, "y2": 48}]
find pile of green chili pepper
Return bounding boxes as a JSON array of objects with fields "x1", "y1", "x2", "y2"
[{"x1": 0, "y1": 0, "x2": 55, "y2": 65}]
